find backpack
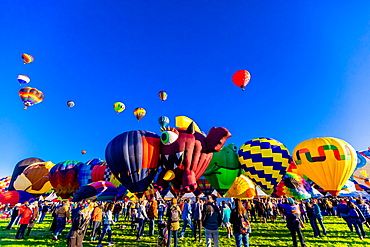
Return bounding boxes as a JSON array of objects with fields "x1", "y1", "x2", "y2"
[
  {"x1": 240, "y1": 215, "x2": 251, "y2": 234},
  {"x1": 170, "y1": 206, "x2": 179, "y2": 222}
]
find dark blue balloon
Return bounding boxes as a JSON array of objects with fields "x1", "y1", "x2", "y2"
[{"x1": 105, "y1": 130, "x2": 160, "y2": 193}]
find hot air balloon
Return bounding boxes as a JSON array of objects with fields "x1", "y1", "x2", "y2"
[
  {"x1": 204, "y1": 143, "x2": 241, "y2": 196},
  {"x1": 352, "y1": 149, "x2": 370, "y2": 190},
  {"x1": 156, "y1": 123, "x2": 231, "y2": 193},
  {"x1": 72, "y1": 181, "x2": 118, "y2": 202},
  {"x1": 158, "y1": 91, "x2": 168, "y2": 101},
  {"x1": 238, "y1": 137, "x2": 290, "y2": 194},
  {"x1": 49, "y1": 161, "x2": 83, "y2": 199},
  {"x1": 292, "y1": 137, "x2": 357, "y2": 196},
  {"x1": 19, "y1": 87, "x2": 44, "y2": 109},
  {"x1": 0, "y1": 190, "x2": 34, "y2": 206},
  {"x1": 158, "y1": 116, "x2": 170, "y2": 128},
  {"x1": 105, "y1": 130, "x2": 160, "y2": 194},
  {"x1": 113, "y1": 102, "x2": 125, "y2": 114},
  {"x1": 81, "y1": 150, "x2": 87, "y2": 155},
  {"x1": 272, "y1": 172, "x2": 312, "y2": 199},
  {"x1": 78, "y1": 158, "x2": 119, "y2": 187},
  {"x1": 67, "y1": 101, "x2": 75, "y2": 108},
  {"x1": 196, "y1": 177, "x2": 214, "y2": 196},
  {"x1": 134, "y1": 107, "x2": 146, "y2": 121},
  {"x1": 8, "y1": 158, "x2": 45, "y2": 191},
  {"x1": 0, "y1": 176, "x2": 11, "y2": 194},
  {"x1": 13, "y1": 161, "x2": 55, "y2": 195},
  {"x1": 17, "y1": 75, "x2": 30, "y2": 85},
  {"x1": 232, "y1": 70, "x2": 251, "y2": 91},
  {"x1": 22, "y1": 53, "x2": 34, "y2": 64},
  {"x1": 225, "y1": 174, "x2": 256, "y2": 199}
]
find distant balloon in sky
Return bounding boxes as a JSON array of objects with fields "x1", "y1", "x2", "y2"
[
  {"x1": 158, "y1": 116, "x2": 169, "y2": 128},
  {"x1": 158, "y1": 91, "x2": 168, "y2": 101},
  {"x1": 113, "y1": 102, "x2": 125, "y2": 114},
  {"x1": 81, "y1": 150, "x2": 87, "y2": 155},
  {"x1": 134, "y1": 107, "x2": 146, "y2": 121},
  {"x1": 67, "y1": 101, "x2": 75, "y2": 108},
  {"x1": 22, "y1": 53, "x2": 34, "y2": 64},
  {"x1": 19, "y1": 87, "x2": 44, "y2": 110},
  {"x1": 232, "y1": 70, "x2": 251, "y2": 91},
  {"x1": 17, "y1": 75, "x2": 30, "y2": 85}
]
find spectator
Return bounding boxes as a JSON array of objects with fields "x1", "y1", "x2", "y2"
[
  {"x1": 202, "y1": 196, "x2": 222, "y2": 247},
  {"x1": 192, "y1": 196, "x2": 204, "y2": 243},
  {"x1": 15, "y1": 202, "x2": 34, "y2": 239},
  {"x1": 166, "y1": 198, "x2": 182, "y2": 247},
  {"x1": 180, "y1": 199, "x2": 193, "y2": 238},
  {"x1": 230, "y1": 199, "x2": 251, "y2": 247},
  {"x1": 147, "y1": 199, "x2": 158, "y2": 237}
]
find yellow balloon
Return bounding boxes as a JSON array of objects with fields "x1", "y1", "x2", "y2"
[
  {"x1": 175, "y1": 116, "x2": 202, "y2": 133},
  {"x1": 225, "y1": 174, "x2": 256, "y2": 199},
  {"x1": 293, "y1": 137, "x2": 357, "y2": 196}
]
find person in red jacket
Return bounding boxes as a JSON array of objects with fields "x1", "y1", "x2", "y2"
[{"x1": 15, "y1": 202, "x2": 34, "y2": 239}]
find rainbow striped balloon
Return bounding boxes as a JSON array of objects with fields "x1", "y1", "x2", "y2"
[
  {"x1": 19, "y1": 87, "x2": 44, "y2": 109},
  {"x1": 22, "y1": 53, "x2": 34, "y2": 64},
  {"x1": 133, "y1": 107, "x2": 146, "y2": 121}
]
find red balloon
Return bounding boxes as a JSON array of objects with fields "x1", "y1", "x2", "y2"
[{"x1": 232, "y1": 70, "x2": 251, "y2": 91}]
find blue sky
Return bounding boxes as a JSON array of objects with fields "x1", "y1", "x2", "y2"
[{"x1": 1, "y1": 1, "x2": 370, "y2": 178}]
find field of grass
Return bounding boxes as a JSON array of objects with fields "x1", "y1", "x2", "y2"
[{"x1": 0, "y1": 215, "x2": 369, "y2": 246}]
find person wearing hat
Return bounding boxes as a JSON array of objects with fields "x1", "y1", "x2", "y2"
[{"x1": 279, "y1": 198, "x2": 306, "y2": 247}]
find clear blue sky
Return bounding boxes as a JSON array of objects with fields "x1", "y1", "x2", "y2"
[{"x1": 1, "y1": 1, "x2": 370, "y2": 178}]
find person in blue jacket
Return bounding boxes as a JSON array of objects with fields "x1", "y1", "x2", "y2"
[{"x1": 279, "y1": 198, "x2": 306, "y2": 247}]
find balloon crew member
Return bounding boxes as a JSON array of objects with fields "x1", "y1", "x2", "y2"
[{"x1": 278, "y1": 198, "x2": 306, "y2": 247}]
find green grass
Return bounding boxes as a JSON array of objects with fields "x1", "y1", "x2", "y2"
[{"x1": 0, "y1": 216, "x2": 369, "y2": 246}]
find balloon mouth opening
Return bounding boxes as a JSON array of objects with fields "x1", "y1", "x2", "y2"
[{"x1": 325, "y1": 190, "x2": 340, "y2": 196}]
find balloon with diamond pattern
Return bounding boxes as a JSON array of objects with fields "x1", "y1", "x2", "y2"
[{"x1": 238, "y1": 137, "x2": 290, "y2": 194}]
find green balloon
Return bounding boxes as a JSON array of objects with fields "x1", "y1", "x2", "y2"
[{"x1": 204, "y1": 143, "x2": 241, "y2": 196}]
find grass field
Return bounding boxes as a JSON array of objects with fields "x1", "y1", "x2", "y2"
[{"x1": 0, "y1": 215, "x2": 369, "y2": 247}]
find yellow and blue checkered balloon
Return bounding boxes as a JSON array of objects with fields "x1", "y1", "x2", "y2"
[{"x1": 238, "y1": 137, "x2": 290, "y2": 195}]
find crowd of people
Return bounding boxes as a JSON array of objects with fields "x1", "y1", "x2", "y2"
[{"x1": 1, "y1": 196, "x2": 370, "y2": 247}]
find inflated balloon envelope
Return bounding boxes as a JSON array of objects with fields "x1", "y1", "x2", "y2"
[
  {"x1": 238, "y1": 138, "x2": 291, "y2": 195},
  {"x1": 293, "y1": 137, "x2": 357, "y2": 196},
  {"x1": 353, "y1": 149, "x2": 370, "y2": 190},
  {"x1": 13, "y1": 161, "x2": 55, "y2": 195},
  {"x1": 225, "y1": 174, "x2": 256, "y2": 199}
]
